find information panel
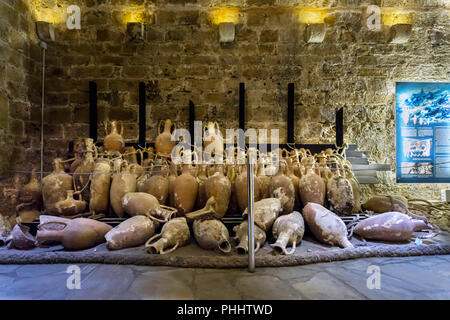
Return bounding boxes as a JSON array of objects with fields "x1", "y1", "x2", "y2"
[{"x1": 396, "y1": 82, "x2": 450, "y2": 183}]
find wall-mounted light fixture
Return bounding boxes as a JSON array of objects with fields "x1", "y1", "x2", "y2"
[
  {"x1": 388, "y1": 23, "x2": 412, "y2": 43},
  {"x1": 382, "y1": 11, "x2": 413, "y2": 44},
  {"x1": 305, "y1": 23, "x2": 326, "y2": 43},
  {"x1": 297, "y1": 7, "x2": 328, "y2": 44},
  {"x1": 219, "y1": 22, "x2": 235, "y2": 43},
  {"x1": 35, "y1": 21, "x2": 55, "y2": 44},
  {"x1": 210, "y1": 7, "x2": 240, "y2": 43},
  {"x1": 127, "y1": 22, "x2": 145, "y2": 42}
]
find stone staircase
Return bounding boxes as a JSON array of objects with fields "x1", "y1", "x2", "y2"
[{"x1": 345, "y1": 144, "x2": 391, "y2": 184}]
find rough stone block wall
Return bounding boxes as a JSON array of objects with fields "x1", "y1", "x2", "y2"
[
  {"x1": 0, "y1": 0, "x2": 39, "y2": 183},
  {"x1": 2, "y1": 0, "x2": 450, "y2": 206}
]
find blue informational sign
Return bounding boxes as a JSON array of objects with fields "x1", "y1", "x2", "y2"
[{"x1": 396, "y1": 82, "x2": 450, "y2": 183}]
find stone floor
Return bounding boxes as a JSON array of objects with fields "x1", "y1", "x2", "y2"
[{"x1": 0, "y1": 255, "x2": 449, "y2": 299}]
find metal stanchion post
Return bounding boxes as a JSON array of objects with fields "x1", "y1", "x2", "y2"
[{"x1": 247, "y1": 155, "x2": 255, "y2": 273}]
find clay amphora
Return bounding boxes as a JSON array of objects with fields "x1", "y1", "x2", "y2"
[
  {"x1": 186, "y1": 165, "x2": 231, "y2": 220},
  {"x1": 8, "y1": 224, "x2": 36, "y2": 250},
  {"x1": 302, "y1": 202, "x2": 353, "y2": 248},
  {"x1": 326, "y1": 159, "x2": 354, "y2": 215},
  {"x1": 42, "y1": 158, "x2": 73, "y2": 215},
  {"x1": 232, "y1": 221, "x2": 266, "y2": 255},
  {"x1": 256, "y1": 163, "x2": 270, "y2": 200},
  {"x1": 342, "y1": 162, "x2": 361, "y2": 213},
  {"x1": 121, "y1": 192, "x2": 177, "y2": 223},
  {"x1": 105, "y1": 216, "x2": 158, "y2": 250},
  {"x1": 268, "y1": 163, "x2": 295, "y2": 215},
  {"x1": 298, "y1": 156, "x2": 326, "y2": 207},
  {"x1": 54, "y1": 190, "x2": 87, "y2": 216},
  {"x1": 235, "y1": 165, "x2": 261, "y2": 213},
  {"x1": 203, "y1": 122, "x2": 223, "y2": 159},
  {"x1": 167, "y1": 161, "x2": 178, "y2": 207},
  {"x1": 173, "y1": 164, "x2": 198, "y2": 216},
  {"x1": 285, "y1": 157, "x2": 301, "y2": 210},
  {"x1": 89, "y1": 159, "x2": 111, "y2": 214},
  {"x1": 226, "y1": 164, "x2": 239, "y2": 215},
  {"x1": 104, "y1": 120, "x2": 125, "y2": 153},
  {"x1": 19, "y1": 169, "x2": 43, "y2": 211},
  {"x1": 193, "y1": 218, "x2": 231, "y2": 253},
  {"x1": 73, "y1": 149, "x2": 95, "y2": 203},
  {"x1": 36, "y1": 218, "x2": 112, "y2": 250},
  {"x1": 110, "y1": 162, "x2": 137, "y2": 217},
  {"x1": 145, "y1": 217, "x2": 190, "y2": 254},
  {"x1": 195, "y1": 164, "x2": 208, "y2": 210},
  {"x1": 125, "y1": 147, "x2": 144, "y2": 178},
  {"x1": 243, "y1": 198, "x2": 282, "y2": 232},
  {"x1": 271, "y1": 211, "x2": 305, "y2": 255},
  {"x1": 142, "y1": 161, "x2": 169, "y2": 205},
  {"x1": 155, "y1": 119, "x2": 176, "y2": 158},
  {"x1": 354, "y1": 212, "x2": 432, "y2": 241}
]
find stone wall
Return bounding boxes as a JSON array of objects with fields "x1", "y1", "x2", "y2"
[
  {"x1": 2, "y1": 0, "x2": 450, "y2": 203},
  {"x1": 0, "y1": 0, "x2": 40, "y2": 184}
]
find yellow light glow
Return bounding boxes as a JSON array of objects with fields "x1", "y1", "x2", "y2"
[
  {"x1": 210, "y1": 7, "x2": 240, "y2": 25},
  {"x1": 382, "y1": 11, "x2": 413, "y2": 26},
  {"x1": 26, "y1": 0, "x2": 65, "y2": 24},
  {"x1": 296, "y1": 7, "x2": 328, "y2": 24},
  {"x1": 122, "y1": 8, "x2": 152, "y2": 25}
]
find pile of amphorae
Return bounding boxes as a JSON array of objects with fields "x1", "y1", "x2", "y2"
[{"x1": 3, "y1": 120, "x2": 433, "y2": 254}]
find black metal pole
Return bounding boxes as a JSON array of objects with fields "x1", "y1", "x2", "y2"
[
  {"x1": 189, "y1": 100, "x2": 195, "y2": 146},
  {"x1": 89, "y1": 81, "x2": 97, "y2": 142},
  {"x1": 138, "y1": 82, "x2": 146, "y2": 148},
  {"x1": 336, "y1": 107, "x2": 344, "y2": 147},
  {"x1": 287, "y1": 83, "x2": 295, "y2": 144},
  {"x1": 239, "y1": 83, "x2": 245, "y2": 131}
]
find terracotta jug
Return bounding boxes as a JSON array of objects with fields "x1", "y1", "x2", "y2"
[
  {"x1": 235, "y1": 164, "x2": 261, "y2": 213},
  {"x1": 298, "y1": 156, "x2": 326, "y2": 207},
  {"x1": 36, "y1": 218, "x2": 112, "y2": 250},
  {"x1": 54, "y1": 190, "x2": 87, "y2": 216},
  {"x1": 137, "y1": 159, "x2": 169, "y2": 205},
  {"x1": 145, "y1": 217, "x2": 190, "y2": 254},
  {"x1": 302, "y1": 202, "x2": 353, "y2": 248},
  {"x1": 105, "y1": 216, "x2": 158, "y2": 250},
  {"x1": 354, "y1": 212, "x2": 432, "y2": 241},
  {"x1": 233, "y1": 221, "x2": 266, "y2": 255},
  {"x1": 285, "y1": 156, "x2": 301, "y2": 210},
  {"x1": 193, "y1": 218, "x2": 231, "y2": 253},
  {"x1": 173, "y1": 163, "x2": 198, "y2": 216},
  {"x1": 203, "y1": 122, "x2": 223, "y2": 160},
  {"x1": 110, "y1": 161, "x2": 137, "y2": 218},
  {"x1": 195, "y1": 164, "x2": 208, "y2": 210},
  {"x1": 155, "y1": 119, "x2": 176, "y2": 158},
  {"x1": 268, "y1": 162, "x2": 295, "y2": 215},
  {"x1": 186, "y1": 165, "x2": 231, "y2": 220},
  {"x1": 73, "y1": 145, "x2": 96, "y2": 204},
  {"x1": 19, "y1": 169, "x2": 43, "y2": 211},
  {"x1": 270, "y1": 211, "x2": 304, "y2": 255},
  {"x1": 256, "y1": 162, "x2": 270, "y2": 200},
  {"x1": 42, "y1": 158, "x2": 73, "y2": 215},
  {"x1": 89, "y1": 158, "x2": 111, "y2": 214},
  {"x1": 243, "y1": 198, "x2": 282, "y2": 232},
  {"x1": 342, "y1": 160, "x2": 361, "y2": 213},
  {"x1": 104, "y1": 120, "x2": 125, "y2": 153},
  {"x1": 326, "y1": 157, "x2": 354, "y2": 215},
  {"x1": 167, "y1": 161, "x2": 178, "y2": 207},
  {"x1": 122, "y1": 192, "x2": 177, "y2": 223},
  {"x1": 226, "y1": 164, "x2": 239, "y2": 216},
  {"x1": 125, "y1": 147, "x2": 144, "y2": 178}
]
